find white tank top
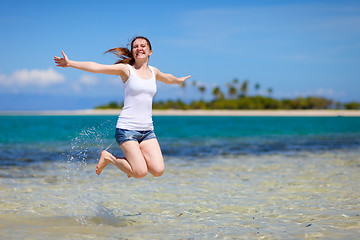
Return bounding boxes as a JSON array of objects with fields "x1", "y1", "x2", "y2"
[{"x1": 116, "y1": 65, "x2": 157, "y2": 130}]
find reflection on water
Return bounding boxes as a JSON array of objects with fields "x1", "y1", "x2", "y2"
[{"x1": 1, "y1": 150, "x2": 359, "y2": 239}]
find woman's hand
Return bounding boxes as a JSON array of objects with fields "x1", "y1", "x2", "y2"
[
  {"x1": 54, "y1": 51, "x2": 70, "y2": 67},
  {"x1": 177, "y1": 75, "x2": 191, "y2": 84}
]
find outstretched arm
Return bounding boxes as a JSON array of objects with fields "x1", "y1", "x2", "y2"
[
  {"x1": 153, "y1": 67, "x2": 191, "y2": 84},
  {"x1": 54, "y1": 51, "x2": 128, "y2": 77}
]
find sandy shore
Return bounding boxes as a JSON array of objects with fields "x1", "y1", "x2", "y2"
[{"x1": 1, "y1": 109, "x2": 360, "y2": 116}]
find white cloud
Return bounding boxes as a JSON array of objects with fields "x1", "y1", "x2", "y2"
[
  {"x1": 106, "y1": 76, "x2": 123, "y2": 86},
  {"x1": 0, "y1": 74, "x2": 6, "y2": 85},
  {"x1": 0, "y1": 68, "x2": 65, "y2": 87},
  {"x1": 79, "y1": 74, "x2": 98, "y2": 86},
  {"x1": 314, "y1": 88, "x2": 334, "y2": 96},
  {"x1": 72, "y1": 82, "x2": 82, "y2": 93},
  {"x1": 70, "y1": 74, "x2": 101, "y2": 93}
]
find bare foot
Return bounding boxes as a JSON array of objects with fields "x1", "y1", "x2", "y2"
[{"x1": 96, "y1": 150, "x2": 111, "y2": 175}]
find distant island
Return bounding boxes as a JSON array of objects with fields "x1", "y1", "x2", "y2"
[
  {"x1": 95, "y1": 79, "x2": 360, "y2": 110},
  {"x1": 95, "y1": 96, "x2": 360, "y2": 110}
]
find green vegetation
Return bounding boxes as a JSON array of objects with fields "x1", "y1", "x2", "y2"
[
  {"x1": 95, "y1": 79, "x2": 360, "y2": 110},
  {"x1": 151, "y1": 96, "x2": 339, "y2": 110},
  {"x1": 95, "y1": 101, "x2": 123, "y2": 109},
  {"x1": 344, "y1": 102, "x2": 360, "y2": 110}
]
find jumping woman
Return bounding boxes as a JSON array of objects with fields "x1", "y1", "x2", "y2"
[{"x1": 54, "y1": 36, "x2": 190, "y2": 178}]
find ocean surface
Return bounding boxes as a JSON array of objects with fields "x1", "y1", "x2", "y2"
[{"x1": 1, "y1": 115, "x2": 359, "y2": 239}]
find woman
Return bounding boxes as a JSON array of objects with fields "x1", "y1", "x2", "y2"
[{"x1": 54, "y1": 36, "x2": 190, "y2": 178}]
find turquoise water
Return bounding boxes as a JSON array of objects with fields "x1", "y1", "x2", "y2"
[
  {"x1": 1, "y1": 116, "x2": 360, "y2": 239},
  {"x1": 1, "y1": 116, "x2": 360, "y2": 165},
  {"x1": 1, "y1": 115, "x2": 360, "y2": 143}
]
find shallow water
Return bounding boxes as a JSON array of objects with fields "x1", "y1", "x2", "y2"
[
  {"x1": 1, "y1": 150, "x2": 359, "y2": 239},
  {"x1": 1, "y1": 116, "x2": 360, "y2": 239}
]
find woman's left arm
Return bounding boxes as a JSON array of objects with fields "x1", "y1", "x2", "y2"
[{"x1": 153, "y1": 67, "x2": 191, "y2": 84}]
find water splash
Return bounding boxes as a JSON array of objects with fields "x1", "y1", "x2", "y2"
[
  {"x1": 104, "y1": 140, "x2": 115, "y2": 151},
  {"x1": 60, "y1": 120, "x2": 116, "y2": 226}
]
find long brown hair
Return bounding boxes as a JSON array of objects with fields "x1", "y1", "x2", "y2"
[{"x1": 105, "y1": 36, "x2": 152, "y2": 65}]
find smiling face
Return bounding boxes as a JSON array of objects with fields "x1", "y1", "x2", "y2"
[{"x1": 131, "y1": 38, "x2": 153, "y2": 62}]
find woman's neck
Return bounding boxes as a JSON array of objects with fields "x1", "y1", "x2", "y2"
[{"x1": 133, "y1": 59, "x2": 149, "y2": 70}]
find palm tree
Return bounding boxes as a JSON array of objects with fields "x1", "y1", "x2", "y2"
[
  {"x1": 232, "y1": 78, "x2": 239, "y2": 97},
  {"x1": 267, "y1": 87, "x2": 273, "y2": 97},
  {"x1": 198, "y1": 85, "x2": 206, "y2": 100},
  {"x1": 212, "y1": 86, "x2": 224, "y2": 100},
  {"x1": 228, "y1": 85, "x2": 237, "y2": 99},
  {"x1": 255, "y1": 83, "x2": 260, "y2": 95},
  {"x1": 240, "y1": 80, "x2": 249, "y2": 97},
  {"x1": 191, "y1": 80, "x2": 197, "y2": 101},
  {"x1": 180, "y1": 82, "x2": 187, "y2": 103}
]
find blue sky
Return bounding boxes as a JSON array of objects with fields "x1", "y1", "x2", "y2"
[{"x1": 0, "y1": 0, "x2": 359, "y2": 110}]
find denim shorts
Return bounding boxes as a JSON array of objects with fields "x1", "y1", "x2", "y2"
[{"x1": 115, "y1": 128, "x2": 156, "y2": 145}]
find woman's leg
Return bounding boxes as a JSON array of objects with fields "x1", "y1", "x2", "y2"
[
  {"x1": 120, "y1": 141, "x2": 148, "y2": 178},
  {"x1": 139, "y1": 138, "x2": 164, "y2": 177},
  {"x1": 96, "y1": 139, "x2": 164, "y2": 178},
  {"x1": 96, "y1": 141, "x2": 148, "y2": 178},
  {"x1": 96, "y1": 150, "x2": 131, "y2": 176}
]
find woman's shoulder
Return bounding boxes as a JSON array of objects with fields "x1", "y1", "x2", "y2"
[
  {"x1": 113, "y1": 63, "x2": 131, "y2": 83},
  {"x1": 115, "y1": 63, "x2": 131, "y2": 68},
  {"x1": 149, "y1": 66, "x2": 160, "y2": 74}
]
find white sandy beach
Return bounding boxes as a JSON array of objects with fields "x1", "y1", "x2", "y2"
[{"x1": 1, "y1": 109, "x2": 360, "y2": 116}]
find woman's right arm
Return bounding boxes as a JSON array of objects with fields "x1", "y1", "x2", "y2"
[{"x1": 54, "y1": 51, "x2": 128, "y2": 77}]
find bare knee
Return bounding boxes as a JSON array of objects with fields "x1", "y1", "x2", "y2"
[
  {"x1": 152, "y1": 171, "x2": 164, "y2": 177},
  {"x1": 150, "y1": 166, "x2": 164, "y2": 177},
  {"x1": 132, "y1": 168, "x2": 148, "y2": 179}
]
